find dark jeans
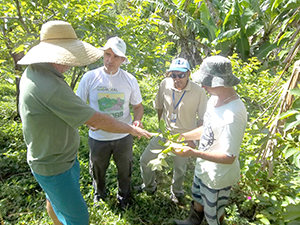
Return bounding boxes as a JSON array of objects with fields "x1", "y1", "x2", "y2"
[{"x1": 88, "y1": 135, "x2": 133, "y2": 203}]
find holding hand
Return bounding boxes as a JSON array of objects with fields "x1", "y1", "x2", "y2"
[
  {"x1": 130, "y1": 125, "x2": 152, "y2": 139},
  {"x1": 173, "y1": 146, "x2": 196, "y2": 157},
  {"x1": 132, "y1": 120, "x2": 143, "y2": 128},
  {"x1": 177, "y1": 133, "x2": 185, "y2": 142}
]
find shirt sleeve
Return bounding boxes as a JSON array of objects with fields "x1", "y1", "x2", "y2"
[
  {"x1": 197, "y1": 88, "x2": 208, "y2": 120},
  {"x1": 153, "y1": 79, "x2": 165, "y2": 110},
  {"x1": 130, "y1": 78, "x2": 143, "y2": 105},
  {"x1": 48, "y1": 84, "x2": 95, "y2": 128},
  {"x1": 76, "y1": 73, "x2": 90, "y2": 103}
]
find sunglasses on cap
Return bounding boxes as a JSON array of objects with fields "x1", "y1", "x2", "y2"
[{"x1": 170, "y1": 72, "x2": 187, "y2": 79}]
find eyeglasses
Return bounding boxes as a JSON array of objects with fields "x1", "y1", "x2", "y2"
[{"x1": 170, "y1": 72, "x2": 187, "y2": 79}]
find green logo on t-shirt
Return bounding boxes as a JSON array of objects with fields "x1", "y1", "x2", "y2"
[{"x1": 98, "y1": 92, "x2": 124, "y2": 119}]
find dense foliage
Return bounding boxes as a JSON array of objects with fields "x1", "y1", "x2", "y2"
[{"x1": 1, "y1": 0, "x2": 300, "y2": 224}]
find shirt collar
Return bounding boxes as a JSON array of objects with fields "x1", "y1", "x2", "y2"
[
  {"x1": 171, "y1": 78, "x2": 191, "y2": 92},
  {"x1": 31, "y1": 63, "x2": 65, "y2": 79}
]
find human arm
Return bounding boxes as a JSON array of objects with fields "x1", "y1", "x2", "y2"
[
  {"x1": 197, "y1": 119, "x2": 204, "y2": 127},
  {"x1": 174, "y1": 146, "x2": 236, "y2": 164},
  {"x1": 157, "y1": 109, "x2": 163, "y2": 122},
  {"x1": 178, "y1": 126, "x2": 203, "y2": 142},
  {"x1": 85, "y1": 111, "x2": 151, "y2": 138},
  {"x1": 132, "y1": 103, "x2": 144, "y2": 128}
]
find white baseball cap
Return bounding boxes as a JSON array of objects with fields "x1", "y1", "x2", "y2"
[{"x1": 100, "y1": 36, "x2": 129, "y2": 64}]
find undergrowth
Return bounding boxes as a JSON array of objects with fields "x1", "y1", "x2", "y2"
[{"x1": 1, "y1": 60, "x2": 300, "y2": 224}]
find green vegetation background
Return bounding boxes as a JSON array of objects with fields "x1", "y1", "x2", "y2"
[
  {"x1": 1, "y1": 0, "x2": 300, "y2": 224},
  {"x1": 1, "y1": 57, "x2": 300, "y2": 224}
]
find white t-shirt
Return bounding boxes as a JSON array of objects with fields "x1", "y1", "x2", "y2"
[
  {"x1": 195, "y1": 96, "x2": 247, "y2": 189},
  {"x1": 76, "y1": 67, "x2": 143, "y2": 141}
]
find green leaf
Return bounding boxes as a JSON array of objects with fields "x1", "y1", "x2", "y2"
[
  {"x1": 237, "y1": 31, "x2": 250, "y2": 61},
  {"x1": 279, "y1": 109, "x2": 299, "y2": 120},
  {"x1": 284, "y1": 115, "x2": 300, "y2": 131},
  {"x1": 159, "y1": 119, "x2": 166, "y2": 135},
  {"x1": 260, "y1": 217, "x2": 270, "y2": 224},
  {"x1": 147, "y1": 158, "x2": 163, "y2": 171},
  {"x1": 283, "y1": 203, "x2": 300, "y2": 220},
  {"x1": 246, "y1": 21, "x2": 263, "y2": 37},
  {"x1": 216, "y1": 28, "x2": 240, "y2": 43},
  {"x1": 285, "y1": 148, "x2": 300, "y2": 159},
  {"x1": 147, "y1": 154, "x2": 169, "y2": 171},
  {"x1": 292, "y1": 98, "x2": 300, "y2": 109},
  {"x1": 158, "y1": 139, "x2": 166, "y2": 146},
  {"x1": 161, "y1": 146, "x2": 173, "y2": 154},
  {"x1": 160, "y1": 158, "x2": 169, "y2": 167},
  {"x1": 169, "y1": 133, "x2": 180, "y2": 142},
  {"x1": 254, "y1": 41, "x2": 277, "y2": 59},
  {"x1": 223, "y1": 6, "x2": 233, "y2": 29},
  {"x1": 289, "y1": 89, "x2": 300, "y2": 97},
  {"x1": 150, "y1": 149, "x2": 163, "y2": 154}
]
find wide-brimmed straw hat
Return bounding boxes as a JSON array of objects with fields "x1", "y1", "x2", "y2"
[
  {"x1": 18, "y1": 20, "x2": 103, "y2": 66},
  {"x1": 192, "y1": 55, "x2": 240, "y2": 87},
  {"x1": 99, "y1": 37, "x2": 129, "y2": 64}
]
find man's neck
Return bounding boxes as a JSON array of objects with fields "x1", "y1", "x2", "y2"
[
  {"x1": 104, "y1": 67, "x2": 118, "y2": 75},
  {"x1": 174, "y1": 79, "x2": 188, "y2": 90}
]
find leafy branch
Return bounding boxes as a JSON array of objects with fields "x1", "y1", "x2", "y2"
[{"x1": 147, "y1": 119, "x2": 186, "y2": 171}]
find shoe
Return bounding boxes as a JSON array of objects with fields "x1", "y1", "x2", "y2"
[
  {"x1": 174, "y1": 201, "x2": 204, "y2": 224},
  {"x1": 119, "y1": 200, "x2": 130, "y2": 210},
  {"x1": 170, "y1": 193, "x2": 185, "y2": 205},
  {"x1": 134, "y1": 185, "x2": 157, "y2": 195},
  {"x1": 118, "y1": 197, "x2": 132, "y2": 210},
  {"x1": 93, "y1": 194, "x2": 106, "y2": 203}
]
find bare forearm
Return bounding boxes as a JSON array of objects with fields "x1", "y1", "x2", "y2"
[
  {"x1": 193, "y1": 150, "x2": 235, "y2": 164},
  {"x1": 182, "y1": 126, "x2": 203, "y2": 141},
  {"x1": 85, "y1": 112, "x2": 133, "y2": 134},
  {"x1": 178, "y1": 147, "x2": 235, "y2": 164},
  {"x1": 133, "y1": 103, "x2": 144, "y2": 122}
]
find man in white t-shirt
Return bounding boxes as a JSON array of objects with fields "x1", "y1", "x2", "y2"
[
  {"x1": 173, "y1": 55, "x2": 247, "y2": 225},
  {"x1": 76, "y1": 37, "x2": 144, "y2": 209}
]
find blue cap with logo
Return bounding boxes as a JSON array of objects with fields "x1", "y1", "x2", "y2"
[{"x1": 167, "y1": 58, "x2": 190, "y2": 72}]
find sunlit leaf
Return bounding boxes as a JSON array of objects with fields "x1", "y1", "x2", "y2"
[
  {"x1": 150, "y1": 149, "x2": 163, "y2": 154},
  {"x1": 284, "y1": 115, "x2": 300, "y2": 131},
  {"x1": 284, "y1": 148, "x2": 300, "y2": 159},
  {"x1": 279, "y1": 109, "x2": 299, "y2": 120},
  {"x1": 289, "y1": 89, "x2": 300, "y2": 97}
]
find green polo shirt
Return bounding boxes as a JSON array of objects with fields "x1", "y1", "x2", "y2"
[{"x1": 19, "y1": 63, "x2": 95, "y2": 176}]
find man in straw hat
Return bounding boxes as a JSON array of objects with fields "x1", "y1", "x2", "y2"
[
  {"x1": 136, "y1": 58, "x2": 207, "y2": 204},
  {"x1": 172, "y1": 55, "x2": 247, "y2": 225},
  {"x1": 76, "y1": 36, "x2": 144, "y2": 209},
  {"x1": 17, "y1": 20, "x2": 151, "y2": 225}
]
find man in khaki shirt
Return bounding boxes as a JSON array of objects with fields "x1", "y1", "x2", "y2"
[{"x1": 137, "y1": 58, "x2": 207, "y2": 204}]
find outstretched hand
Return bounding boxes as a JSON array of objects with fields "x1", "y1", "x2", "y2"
[
  {"x1": 173, "y1": 146, "x2": 195, "y2": 157},
  {"x1": 130, "y1": 125, "x2": 152, "y2": 139}
]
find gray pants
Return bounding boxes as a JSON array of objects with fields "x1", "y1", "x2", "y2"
[
  {"x1": 140, "y1": 136, "x2": 189, "y2": 195},
  {"x1": 88, "y1": 135, "x2": 133, "y2": 203}
]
